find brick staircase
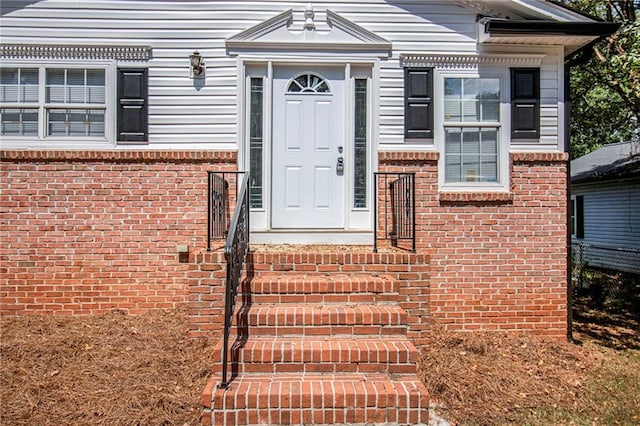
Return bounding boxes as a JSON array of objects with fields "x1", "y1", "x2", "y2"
[{"x1": 201, "y1": 249, "x2": 430, "y2": 425}]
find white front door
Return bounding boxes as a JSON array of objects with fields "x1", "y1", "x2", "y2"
[{"x1": 271, "y1": 67, "x2": 345, "y2": 229}]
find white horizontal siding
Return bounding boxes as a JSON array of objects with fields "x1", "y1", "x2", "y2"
[
  {"x1": 1, "y1": 0, "x2": 561, "y2": 149},
  {"x1": 574, "y1": 181, "x2": 640, "y2": 249},
  {"x1": 572, "y1": 180, "x2": 640, "y2": 274}
]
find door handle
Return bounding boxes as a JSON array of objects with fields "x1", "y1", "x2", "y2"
[{"x1": 336, "y1": 157, "x2": 344, "y2": 176}]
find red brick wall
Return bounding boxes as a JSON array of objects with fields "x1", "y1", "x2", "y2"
[
  {"x1": 0, "y1": 150, "x2": 236, "y2": 315},
  {"x1": 189, "y1": 250, "x2": 430, "y2": 342},
  {"x1": 379, "y1": 151, "x2": 569, "y2": 338}
]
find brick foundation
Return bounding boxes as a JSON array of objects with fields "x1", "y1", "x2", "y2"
[
  {"x1": 2, "y1": 148, "x2": 569, "y2": 339},
  {"x1": 0, "y1": 150, "x2": 236, "y2": 315},
  {"x1": 379, "y1": 150, "x2": 569, "y2": 337},
  {"x1": 189, "y1": 250, "x2": 430, "y2": 343}
]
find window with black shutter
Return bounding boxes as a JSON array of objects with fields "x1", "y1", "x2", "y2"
[
  {"x1": 404, "y1": 67, "x2": 433, "y2": 140},
  {"x1": 576, "y1": 195, "x2": 584, "y2": 239},
  {"x1": 510, "y1": 68, "x2": 539, "y2": 139},
  {"x1": 117, "y1": 68, "x2": 148, "y2": 143}
]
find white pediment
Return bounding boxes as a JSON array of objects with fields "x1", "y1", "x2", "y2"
[{"x1": 226, "y1": 7, "x2": 391, "y2": 56}]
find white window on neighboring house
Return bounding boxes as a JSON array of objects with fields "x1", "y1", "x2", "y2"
[
  {"x1": 571, "y1": 195, "x2": 584, "y2": 239},
  {"x1": 443, "y1": 76, "x2": 501, "y2": 184}
]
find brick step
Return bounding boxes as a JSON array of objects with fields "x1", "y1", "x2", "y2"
[
  {"x1": 243, "y1": 273, "x2": 399, "y2": 304},
  {"x1": 205, "y1": 373, "x2": 429, "y2": 425},
  {"x1": 217, "y1": 336, "x2": 418, "y2": 375},
  {"x1": 245, "y1": 304, "x2": 407, "y2": 336}
]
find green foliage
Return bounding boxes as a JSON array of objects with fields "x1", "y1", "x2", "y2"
[{"x1": 561, "y1": 1, "x2": 640, "y2": 159}]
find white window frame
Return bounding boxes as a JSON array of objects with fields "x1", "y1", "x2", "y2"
[
  {"x1": 0, "y1": 61, "x2": 115, "y2": 147},
  {"x1": 570, "y1": 195, "x2": 576, "y2": 237},
  {"x1": 435, "y1": 68, "x2": 510, "y2": 192}
]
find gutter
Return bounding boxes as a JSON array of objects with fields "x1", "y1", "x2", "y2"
[
  {"x1": 483, "y1": 19, "x2": 620, "y2": 37},
  {"x1": 561, "y1": 21, "x2": 619, "y2": 341}
]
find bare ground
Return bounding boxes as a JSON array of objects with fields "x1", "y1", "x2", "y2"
[{"x1": 1, "y1": 273, "x2": 638, "y2": 425}]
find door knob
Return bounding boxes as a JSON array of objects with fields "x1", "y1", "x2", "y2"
[{"x1": 336, "y1": 157, "x2": 344, "y2": 176}]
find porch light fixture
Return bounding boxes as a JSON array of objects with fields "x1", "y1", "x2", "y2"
[{"x1": 190, "y1": 51, "x2": 205, "y2": 78}]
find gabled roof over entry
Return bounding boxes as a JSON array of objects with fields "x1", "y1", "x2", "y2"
[{"x1": 226, "y1": 8, "x2": 391, "y2": 56}]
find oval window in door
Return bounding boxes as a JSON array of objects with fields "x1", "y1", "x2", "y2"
[{"x1": 286, "y1": 73, "x2": 331, "y2": 94}]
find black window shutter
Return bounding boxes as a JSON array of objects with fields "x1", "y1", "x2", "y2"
[
  {"x1": 510, "y1": 68, "x2": 540, "y2": 139},
  {"x1": 576, "y1": 195, "x2": 584, "y2": 239},
  {"x1": 404, "y1": 68, "x2": 433, "y2": 139},
  {"x1": 117, "y1": 68, "x2": 148, "y2": 143}
]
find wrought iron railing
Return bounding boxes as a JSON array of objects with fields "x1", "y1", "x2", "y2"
[
  {"x1": 218, "y1": 172, "x2": 250, "y2": 389},
  {"x1": 373, "y1": 172, "x2": 416, "y2": 253},
  {"x1": 207, "y1": 171, "x2": 245, "y2": 251}
]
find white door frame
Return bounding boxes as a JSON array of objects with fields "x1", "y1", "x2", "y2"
[{"x1": 237, "y1": 56, "x2": 379, "y2": 238}]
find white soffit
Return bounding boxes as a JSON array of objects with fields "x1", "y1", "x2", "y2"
[
  {"x1": 225, "y1": 8, "x2": 392, "y2": 56},
  {"x1": 452, "y1": 0, "x2": 596, "y2": 22}
]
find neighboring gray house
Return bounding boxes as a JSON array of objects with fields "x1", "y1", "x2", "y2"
[{"x1": 571, "y1": 141, "x2": 640, "y2": 274}]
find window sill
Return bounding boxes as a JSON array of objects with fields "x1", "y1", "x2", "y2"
[{"x1": 438, "y1": 191, "x2": 514, "y2": 203}]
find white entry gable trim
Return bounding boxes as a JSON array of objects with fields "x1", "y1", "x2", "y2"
[{"x1": 226, "y1": 8, "x2": 391, "y2": 57}]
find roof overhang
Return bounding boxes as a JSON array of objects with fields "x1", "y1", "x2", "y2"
[{"x1": 479, "y1": 18, "x2": 620, "y2": 55}]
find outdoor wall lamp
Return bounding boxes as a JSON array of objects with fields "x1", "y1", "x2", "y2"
[{"x1": 190, "y1": 51, "x2": 205, "y2": 78}]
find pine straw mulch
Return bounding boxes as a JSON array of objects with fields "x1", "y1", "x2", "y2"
[
  {"x1": 418, "y1": 325, "x2": 596, "y2": 425},
  {"x1": 419, "y1": 287, "x2": 640, "y2": 425},
  {"x1": 0, "y1": 308, "x2": 214, "y2": 426},
  {"x1": 2, "y1": 285, "x2": 638, "y2": 425}
]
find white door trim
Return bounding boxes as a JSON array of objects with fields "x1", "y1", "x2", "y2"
[{"x1": 238, "y1": 57, "x2": 378, "y2": 238}]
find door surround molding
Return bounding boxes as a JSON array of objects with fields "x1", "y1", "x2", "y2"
[{"x1": 237, "y1": 56, "x2": 379, "y2": 237}]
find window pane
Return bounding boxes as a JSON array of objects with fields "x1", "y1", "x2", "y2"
[
  {"x1": 46, "y1": 69, "x2": 65, "y2": 102},
  {"x1": 68, "y1": 110, "x2": 86, "y2": 135},
  {"x1": 87, "y1": 85, "x2": 105, "y2": 104},
  {"x1": 86, "y1": 70, "x2": 105, "y2": 103},
  {"x1": 288, "y1": 73, "x2": 331, "y2": 94},
  {"x1": 1, "y1": 109, "x2": 21, "y2": 134},
  {"x1": 1, "y1": 108, "x2": 39, "y2": 136},
  {"x1": 444, "y1": 77, "x2": 500, "y2": 122},
  {"x1": 67, "y1": 69, "x2": 84, "y2": 86},
  {"x1": 445, "y1": 128, "x2": 461, "y2": 154},
  {"x1": 46, "y1": 69, "x2": 105, "y2": 104},
  {"x1": 86, "y1": 69, "x2": 104, "y2": 86},
  {"x1": 46, "y1": 69, "x2": 65, "y2": 85},
  {"x1": 444, "y1": 78, "x2": 461, "y2": 122},
  {"x1": 480, "y1": 79, "x2": 500, "y2": 122},
  {"x1": 462, "y1": 128, "x2": 480, "y2": 155},
  {"x1": 0, "y1": 68, "x2": 18, "y2": 85},
  {"x1": 1, "y1": 68, "x2": 39, "y2": 103},
  {"x1": 88, "y1": 110, "x2": 105, "y2": 136},
  {"x1": 1, "y1": 85, "x2": 19, "y2": 103},
  {"x1": 48, "y1": 109, "x2": 67, "y2": 135},
  {"x1": 445, "y1": 127, "x2": 498, "y2": 183},
  {"x1": 22, "y1": 110, "x2": 39, "y2": 135},
  {"x1": 68, "y1": 86, "x2": 85, "y2": 103},
  {"x1": 249, "y1": 78, "x2": 263, "y2": 209},
  {"x1": 47, "y1": 108, "x2": 104, "y2": 137},
  {"x1": 354, "y1": 78, "x2": 367, "y2": 208},
  {"x1": 67, "y1": 69, "x2": 86, "y2": 103}
]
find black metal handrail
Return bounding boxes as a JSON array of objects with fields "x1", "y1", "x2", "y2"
[
  {"x1": 373, "y1": 172, "x2": 416, "y2": 253},
  {"x1": 218, "y1": 172, "x2": 250, "y2": 389},
  {"x1": 207, "y1": 171, "x2": 246, "y2": 251}
]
